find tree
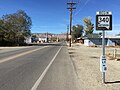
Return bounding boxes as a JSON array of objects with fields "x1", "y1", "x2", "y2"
[
  {"x1": 83, "y1": 17, "x2": 94, "y2": 35},
  {"x1": 16, "y1": 10, "x2": 32, "y2": 37},
  {"x1": 0, "y1": 19, "x2": 5, "y2": 41},
  {"x1": 0, "y1": 10, "x2": 32, "y2": 46},
  {"x1": 72, "y1": 24, "x2": 83, "y2": 40}
]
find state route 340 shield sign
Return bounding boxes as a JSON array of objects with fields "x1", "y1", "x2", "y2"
[{"x1": 96, "y1": 11, "x2": 112, "y2": 30}]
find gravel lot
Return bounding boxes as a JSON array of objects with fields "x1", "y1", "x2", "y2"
[{"x1": 68, "y1": 44, "x2": 120, "y2": 90}]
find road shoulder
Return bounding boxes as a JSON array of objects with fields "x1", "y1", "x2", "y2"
[{"x1": 37, "y1": 46, "x2": 81, "y2": 90}]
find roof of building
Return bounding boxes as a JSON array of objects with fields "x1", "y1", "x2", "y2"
[{"x1": 83, "y1": 33, "x2": 101, "y2": 39}]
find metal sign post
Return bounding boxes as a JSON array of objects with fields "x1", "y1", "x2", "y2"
[
  {"x1": 99, "y1": 30, "x2": 107, "y2": 83},
  {"x1": 96, "y1": 11, "x2": 112, "y2": 83},
  {"x1": 102, "y1": 30, "x2": 106, "y2": 83}
]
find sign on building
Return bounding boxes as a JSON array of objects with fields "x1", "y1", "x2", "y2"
[{"x1": 96, "y1": 11, "x2": 112, "y2": 30}]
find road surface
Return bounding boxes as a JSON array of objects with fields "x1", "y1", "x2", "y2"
[{"x1": 0, "y1": 42, "x2": 80, "y2": 90}]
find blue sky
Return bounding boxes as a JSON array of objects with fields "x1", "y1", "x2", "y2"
[{"x1": 0, "y1": 0, "x2": 120, "y2": 34}]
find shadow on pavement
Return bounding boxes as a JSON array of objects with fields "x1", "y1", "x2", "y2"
[
  {"x1": 30, "y1": 43, "x2": 67, "y2": 47},
  {"x1": 105, "y1": 80, "x2": 120, "y2": 84}
]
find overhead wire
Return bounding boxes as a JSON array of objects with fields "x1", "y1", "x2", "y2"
[
  {"x1": 72, "y1": 0, "x2": 83, "y2": 25},
  {"x1": 66, "y1": 0, "x2": 90, "y2": 25},
  {"x1": 74, "y1": 0, "x2": 91, "y2": 16},
  {"x1": 72, "y1": 0, "x2": 91, "y2": 25}
]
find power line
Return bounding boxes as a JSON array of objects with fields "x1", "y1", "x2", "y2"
[
  {"x1": 71, "y1": 0, "x2": 91, "y2": 26},
  {"x1": 74, "y1": 0, "x2": 90, "y2": 16}
]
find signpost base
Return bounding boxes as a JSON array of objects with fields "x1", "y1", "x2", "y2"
[{"x1": 102, "y1": 72, "x2": 106, "y2": 83}]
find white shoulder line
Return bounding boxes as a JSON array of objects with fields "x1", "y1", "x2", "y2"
[{"x1": 31, "y1": 46, "x2": 63, "y2": 90}]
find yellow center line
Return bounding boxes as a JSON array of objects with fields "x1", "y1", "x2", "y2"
[{"x1": 0, "y1": 46, "x2": 49, "y2": 63}]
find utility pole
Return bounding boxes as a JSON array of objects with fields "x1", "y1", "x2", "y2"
[
  {"x1": 46, "y1": 32, "x2": 48, "y2": 43},
  {"x1": 67, "y1": 1, "x2": 76, "y2": 47},
  {"x1": 66, "y1": 25, "x2": 69, "y2": 42}
]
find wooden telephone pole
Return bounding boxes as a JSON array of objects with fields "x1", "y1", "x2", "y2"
[
  {"x1": 66, "y1": 25, "x2": 69, "y2": 42},
  {"x1": 67, "y1": 1, "x2": 76, "y2": 47}
]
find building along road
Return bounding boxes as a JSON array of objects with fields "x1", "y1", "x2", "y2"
[{"x1": 0, "y1": 42, "x2": 80, "y2": 90}]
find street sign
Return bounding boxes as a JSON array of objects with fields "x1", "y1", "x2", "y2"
[
  {"x1": 96, "y1": 11, "x2": 112, "y2": 30},
  {"x1": 100, "y1": 56, "x2": 107, "y2": 72}
]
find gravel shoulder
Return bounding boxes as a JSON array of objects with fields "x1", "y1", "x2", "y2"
[{"x1": 68, "y1": 44, "x2": 120, "y2": 90}]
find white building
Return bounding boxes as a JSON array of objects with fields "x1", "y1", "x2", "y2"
[
  {"x1": 38, "y1": 37, "x2": 47, "y2": 43},
  {"x1": 25, "y1": 36, "x2": 32, "y2": 44},
  {"x1": 84, "y1": 39, "x2": 94, "y2": 46}
]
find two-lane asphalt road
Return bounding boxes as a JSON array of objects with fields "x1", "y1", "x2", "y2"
[{"x1": 0, "y1": 42, "x2": 80, "y2": 90}]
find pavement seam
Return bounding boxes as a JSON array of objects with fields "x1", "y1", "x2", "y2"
[
  {"x1": 68, "y1": 47, "x2": 84, "y2": 90},
  {"x1": 0, "y1": 46, "x2": 48, "y2": 63}
]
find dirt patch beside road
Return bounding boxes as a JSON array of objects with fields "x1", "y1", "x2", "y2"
[{"x1": 68, "y1": 44, "x2": 120, "y2": 90}]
